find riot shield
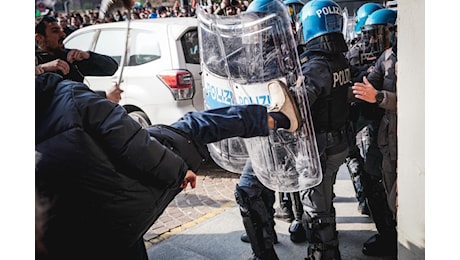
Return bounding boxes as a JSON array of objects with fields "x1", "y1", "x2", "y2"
[{"x1": 197, "y1": 1, "x2": 322, "y2": 192}]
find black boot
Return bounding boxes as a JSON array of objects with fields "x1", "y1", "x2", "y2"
[
  {"x1": 362, "y1": 233, "x2": 397, "y2": 257},
  {"x1": 306, "y1": 242, "x2": 341, "y2": 260},
  {"x1": 241, "y1": 230, "x2": 278, "y2": 244},
  {"x1": 288, "y1": 220, "x2": 306, "y2": 243},
  {"x1": 274, "y1": 192, "x2": 294, "y2": 222},
  {"x1": 361, "y1": 176, "x2": 397, "y2": 257},
  {"x1": 250, "y1": 247, "x2": 279, "y2": 260}
]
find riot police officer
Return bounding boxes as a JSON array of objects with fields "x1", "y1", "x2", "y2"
[
  {"x1": 295, "y1": 0, "x2": 351, "y2": 259},
  {"x1": 233, "y1": 0, "x2": 302, "y2": 259},
  {"x1": 351, "y1": 8, "x2": 398, "y2": 257},
  {"x1": 344, "y1": 2, "x2": 385, "y2": 218},
  {"x1": 346, "y1": 2, "x2": 384, "y2": 66}
]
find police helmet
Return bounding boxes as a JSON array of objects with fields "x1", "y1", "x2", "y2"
[
  {"x1": 283, "y1": 0, "x2": 307, "y2": 44},
  {"x1": 245, "y1": 0, "x2": 292, "y2": 29},
  {"x1": 284, "y1": 0, "x2": 306, "y2": 22},
  {"x1": 364, "y1": 8, "x2": 397, "y2": 27},
  {"x1": 284, "y1": 0, "x2": 307, "y2": 23},
  {"x1": 299, "y1": 0, "x2": 344, "y2": 44},
  {"x1": 354, "y1": 3, "x2": 384, "y2": 34},
  {"x1": 361, "y1": 9, "x2": 397, "y2": 57},
  {"x1": 246, "y1": 0, "x2": 273, "y2": 13}
]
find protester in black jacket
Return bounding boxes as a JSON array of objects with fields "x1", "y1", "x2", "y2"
[
  {"x1": 35, "y1": 16, "x2": 121, "y2": 103},
  {"x1": 35, "y1": 72, "x2": 299, "y2": 260}
]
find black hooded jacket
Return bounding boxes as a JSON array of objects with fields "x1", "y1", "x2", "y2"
[{"x1": 35, "y1": 73, "x2": 188, "y2": 259}]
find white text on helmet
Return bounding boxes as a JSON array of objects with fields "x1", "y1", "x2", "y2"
[
  {"x1": 333, "y1": 68, "x2": 351, "y2": 88},
  {"x1": 315, "y1": 6, "x2": 341, "y2": 18}
]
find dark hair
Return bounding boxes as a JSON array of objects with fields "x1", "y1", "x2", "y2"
[{"x1": 35, "y1": 16, "x2": 58, "y2": 35}]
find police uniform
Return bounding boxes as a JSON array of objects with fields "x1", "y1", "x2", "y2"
[
  {"x1": 353, "y1": 8, "x2": 398, "y2": 257},
  {"x1": 298, "y1": 32, "x2": 350, "y2": 260}
]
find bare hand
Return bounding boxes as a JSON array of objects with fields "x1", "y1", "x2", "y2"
[
  {"x1": 67, "y1": 49, "x2": 90, "y2": 63},
  {"x1": 352, "y1": 76, "x2": 377, "y2": 103},
  {"x1": 39, "y1": 59, "x2": 70, "y2": 75},
  {"x1": 106, "y1": 83, "x2": 124, "y2": 104},
  {"x1": 180, "y1": 170, "x2": 197, "y2": 190},
  {"x1": 35, "y1": 65, "x2": 45, "y2": 75}
]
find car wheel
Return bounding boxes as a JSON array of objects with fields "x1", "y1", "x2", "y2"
[{"x1": 128, "y1": 111, "x2": 151, "y2": 128}]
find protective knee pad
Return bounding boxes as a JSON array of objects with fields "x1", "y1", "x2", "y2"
[
  {"x1": 234, "y1": 184, "x2": 278, "y2": 259},
  {"x1": 302, "y1": 211, "x2": 341, "y2": 260},
  {"x1": 302, "y1": 212, "x2": 337, "y2": 244}
]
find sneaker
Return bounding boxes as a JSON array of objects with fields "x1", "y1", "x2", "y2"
[{"x1": 267, "y1": 80, "x2": 301, "y2": 132}]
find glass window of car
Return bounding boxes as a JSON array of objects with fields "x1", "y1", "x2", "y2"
[
  {"x1": 64, "y1": 30, "x2": 96, "y2": 51},
  {"x1": 128, "y1": 29, "x2": 161, "y2": 66},
  {"x1": 181, "y1": 30, "x2": 200, "y2": 64},
  {"x1": 94, "y1": 29, "x2": 128, "y2": 65}
]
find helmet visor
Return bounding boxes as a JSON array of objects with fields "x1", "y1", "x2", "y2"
[{"x1": 360, "y1": 24, "x2": 388, "y2": 58}]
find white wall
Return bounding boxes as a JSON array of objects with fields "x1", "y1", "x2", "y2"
[{"x1": 397, "y1": 0, "x2": 425, "y2": 259}]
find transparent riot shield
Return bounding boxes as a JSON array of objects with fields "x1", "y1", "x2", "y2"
[{"x1": 197, "y1": 2, "x2": 322, "y2": 192}]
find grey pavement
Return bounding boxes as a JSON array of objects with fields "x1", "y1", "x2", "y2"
[{"x1": 145, "y1": 163, "x2": 392, "y2": 260}]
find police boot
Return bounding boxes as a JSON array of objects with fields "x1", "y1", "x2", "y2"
[
  {"x1": 361, "y1": 177, "x2": 397, "y2": 257},
  {"x1": 274, "y1": 192, "x2": 294, "y2": 222},
  {"x1": 249, "y1": 247, "x2": 279, "y2": 260},
  {"x1": 235, "y1": 184, "x2": 280, "y2": 260},
  {"x1": 362, "y1": 233, "x2": 397, "y2": 257},
  {"x1": 303, "y1": 213, "x2": 341, "y2": 260},
  {"x1": 306, "y1": 242, "x2": 341, "y2": 260},
  {"x1": 289, "y1": 192, "x2": 307, "y2": 243}
]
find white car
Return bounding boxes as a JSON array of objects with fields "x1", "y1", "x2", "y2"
[{"x1": 63, "y1": 17, "x2": 204, "y2": 126}]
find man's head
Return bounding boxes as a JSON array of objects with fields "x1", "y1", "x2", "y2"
[
  {"x1": 58, "y1": 16, "x2": 68, "y2": 29},
  {"x1": 158, "y1": 6, "x2": 168, "y2": 17},
  {"x1": 35, "y1": 16, "x2": 66, "y2": 54},
  {"x1": 220, "y1": 0, "x2": 242, "y2": 15},
  {"x1": 71, "y1": 16, "x2": 82, "y2": 29}
]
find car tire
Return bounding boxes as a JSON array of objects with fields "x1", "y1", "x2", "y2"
[{"x1": 128, "y1": 111, "x2": 151, "y2": 128}]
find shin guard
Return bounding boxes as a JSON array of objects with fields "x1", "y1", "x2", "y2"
[{"x1": 235, "y1": 184, "x2": 279, "y2": 260}]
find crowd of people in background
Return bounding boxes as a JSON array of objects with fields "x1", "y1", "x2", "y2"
[{"x1": 35, "y1": 0, "x2": 250, "y2": 37}]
